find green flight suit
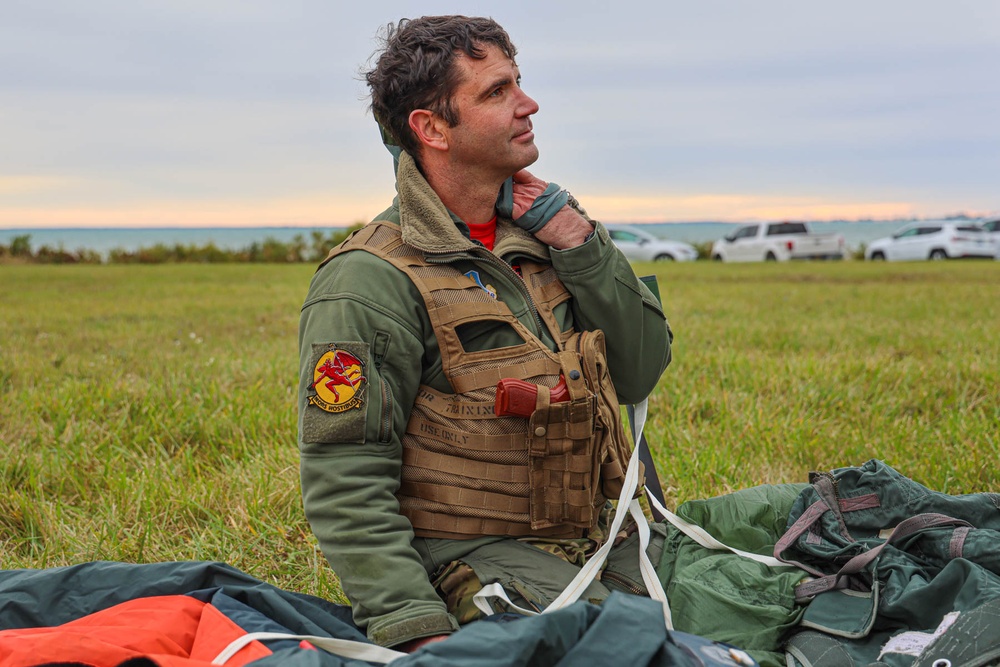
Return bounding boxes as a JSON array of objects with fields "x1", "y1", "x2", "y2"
[{"x1": 298, "y1": 151, "x2": 672, "y2": 647}]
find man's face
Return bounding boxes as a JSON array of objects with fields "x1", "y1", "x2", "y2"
[{"x1": 444, "y1": 44, "x2": 540, "y2": 179}]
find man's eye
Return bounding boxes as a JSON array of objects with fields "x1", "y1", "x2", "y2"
[{"x1": 489, "y1": 87, "x2": 504, "y2": 97}]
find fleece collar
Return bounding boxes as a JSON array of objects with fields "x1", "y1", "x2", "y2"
[{"x1": 395, "y1": 151, "x2": 549, "y2": 262}]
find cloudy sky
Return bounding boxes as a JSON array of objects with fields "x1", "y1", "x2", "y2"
[{"x1": 2, "y1": 1, "x2": 998, "y2": 228}]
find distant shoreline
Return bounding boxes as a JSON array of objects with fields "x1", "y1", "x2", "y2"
[
  {"x1": 2, "y1": 215, "x2": 989, "y2": 232},
  {"x1": 2, "y1": 216, "x2": 995, "y2": 254}
]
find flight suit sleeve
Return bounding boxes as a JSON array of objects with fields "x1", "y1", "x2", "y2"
[
  {"x1": 549, "y1": 219, "x2": 673, "y2": 404},
  {"x1": 298, "y1": 250, "x2": 459, "y2": 647}
]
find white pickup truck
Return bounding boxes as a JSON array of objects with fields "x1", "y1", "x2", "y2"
[{"x1": 710, "y1": 221, "x2": 846, "y2": 262}]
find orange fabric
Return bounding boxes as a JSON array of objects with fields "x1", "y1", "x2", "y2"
[{"x1": 0, "y1": 595, "x2": 272, "y2": 667}]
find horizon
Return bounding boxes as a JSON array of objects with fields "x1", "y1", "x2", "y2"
[
  {"x1": 3, "y1": 211, "x2": 995, "y2": 233},
  {"x1": 7, "y1": 217, "x2": 989, "y2": 256}
]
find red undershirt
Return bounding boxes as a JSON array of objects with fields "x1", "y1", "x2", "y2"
[{"x1": 467, "y1": 216, "x2": 497, "y2": 251}]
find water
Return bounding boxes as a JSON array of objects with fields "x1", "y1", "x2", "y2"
[
  {"x1": 0, "y1": 226, "x2": 346, "y2": 257},
  {"x1": 2, "y1": 219, "x2": 989, "y2": 256}
]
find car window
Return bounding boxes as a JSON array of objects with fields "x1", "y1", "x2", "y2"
[
  {"x1": 734, "y1": 225, "x2": 758, "y2": 239},
  {"x1": 766, "y1": 222, "x2": 807, "y2": 236},
  {"x1": 957, "y1": 226, "x2": 983, "y2": 233},
  {"x1": 895, "y1": 228, "x2": 920, "y2": 238},
  {"x1": 984, "y1": 220, "x2": 1000, "y2": 232},
  {"x1": 610, "y1": 230, "x2": 640, "y2": 242}
]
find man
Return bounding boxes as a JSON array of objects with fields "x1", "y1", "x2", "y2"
[{"x1": 298, "y1": 15, "x2": 672, "y2": 651}]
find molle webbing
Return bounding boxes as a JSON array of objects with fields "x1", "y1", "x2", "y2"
[{"x1": 332, "y1": 221, "x2": 632, "y2": 540}]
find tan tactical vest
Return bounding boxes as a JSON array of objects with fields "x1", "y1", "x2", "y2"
[{"x1": 330, "y1": 221, "x2": 638, "y2": 540}]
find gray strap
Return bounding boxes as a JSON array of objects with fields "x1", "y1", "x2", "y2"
[
  {"x1": 212, "y1": 631, "x2": 406, "y2": 665},
  {"x1": 774, "y1": 500, "x2": 835, "y2": 578},
  {"x1": 793, "y1": 513, "x2": 973, "y2": 601}
]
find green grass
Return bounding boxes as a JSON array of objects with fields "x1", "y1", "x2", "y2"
[
  {"x1": 1, "y1": 261, "x2": 998, "y2": 602},
  {"x1": 645, "y1": 260, "x2": 999, "y2": 500}
]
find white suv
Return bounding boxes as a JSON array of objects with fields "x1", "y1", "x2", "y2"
[
  {"x1": 979, "y1": 219, "x2": 1000, "y2": 259},
  {"x1": 606, "y1": 225, "x2": 698, "y2": 262},
  {"x1": 865, "y1": 222, "x2": 995, "y2": 261}
]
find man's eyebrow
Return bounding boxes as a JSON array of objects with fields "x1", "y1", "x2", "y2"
[{"x1": 480, "y1": 76, "x2": 513, "y2": 98}]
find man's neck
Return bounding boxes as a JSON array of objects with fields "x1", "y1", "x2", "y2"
[{"x1": 421, "y1": 159, "x2": 503, "y2": 226}]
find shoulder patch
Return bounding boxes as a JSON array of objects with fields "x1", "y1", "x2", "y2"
[{"x1": 302, "y1": 342, "x2": 369, "y2": 444}]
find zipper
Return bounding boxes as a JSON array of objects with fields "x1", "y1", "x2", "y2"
[
  {"x1": 601, "y1": 570, "x2": 647, "y2": 596},
  {"x1": 427, "y1": 248, "x2": 547, "y2": 339},
  {"x1": 372, "y1": 330, "x2": 390, "y2": 370},
  {"x1": 377, "y1": 377, "x2": 393, "y2": 444}
]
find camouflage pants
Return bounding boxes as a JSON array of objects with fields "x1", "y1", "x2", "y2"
[{"x1": 431, "y1": 520, "x2": 669, "y2": 624}]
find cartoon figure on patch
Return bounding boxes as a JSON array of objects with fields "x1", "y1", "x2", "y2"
[{"x1": 308, "y1": 348, "x2": 366, "y2": 413}]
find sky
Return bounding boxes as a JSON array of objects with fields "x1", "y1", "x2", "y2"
[{"x1": 2, "y1": 1, "x2": 998, "y2": 229}]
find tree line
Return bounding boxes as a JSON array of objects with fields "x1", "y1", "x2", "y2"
[{"x1": 0, "y1": 226, "x2": 363, "y2": 265}]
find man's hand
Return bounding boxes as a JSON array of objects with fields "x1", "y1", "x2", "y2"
[
  {"x1": 510, "y1": 169, "x2": 548, "y2": 220},
  {"x1": 397, "y1": 634, "x2": 450, "y2": 653},
  {"x1": 511, "y1": 170, "x2": 593, "y2": 249}
]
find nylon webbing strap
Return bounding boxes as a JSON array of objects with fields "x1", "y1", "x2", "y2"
[
  {"x1": 772, "y1": 499, "x2": 836, "y2": 577},
  {"x1": 645, "y1": 492, "x2": 788, "y2": 568},
  {"x1": 212, "y1": 631, "x2": 406, "y2": 665},
  {"x1": 628, "y1": 402, "x2": 666, "y2": 521},
  {"x1": 792, "y1": 513, "x2": 973, "y2": 601},
  {"x1": 474, "y1": 398, "x2": 674, "y2": 629},
  {"x1": 629, "y1": 398, "x2": 789, "y2": 569},
  {"x1": 542, "y1": 400, "x2": 670, "y2": 618}
]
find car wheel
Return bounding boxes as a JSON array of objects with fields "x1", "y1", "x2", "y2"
[
  {"x1": 654, "y1": 254, "x2": 675, "y2": 261},
  {"x1": 712, "y1": 254, "x2": 723, "y2": 262},
  {"x1": 870, "y1": 251, "x2": 886, "y2": 261},
  {"x1": 765, "y1": 251, "x2": 777, "y2": 261},
  {"x1": 929, "y1": 249, "x2": 947, "y2": 260}
]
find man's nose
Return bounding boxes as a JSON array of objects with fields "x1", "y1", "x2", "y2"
[{"x1": 516, "y1": 89, "x2": 539, "y2": 117}]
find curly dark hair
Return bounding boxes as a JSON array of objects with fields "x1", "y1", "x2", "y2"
[{"x1": 365, "y1": 16, "x2": 517, "y2": 157}]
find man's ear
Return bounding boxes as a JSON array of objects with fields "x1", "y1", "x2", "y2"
[{"x1": 409, "y1": 109, "x2": 449, "y2": 152}]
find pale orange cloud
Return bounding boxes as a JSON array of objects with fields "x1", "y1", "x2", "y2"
[
  {"x1": 0, "y1": 196, "x2": 385, "y2": 229},
  {"x1": 580, "y1": 194, "x2": 919, "y2": 222},
  {"x1": 3, "y1": 191, "x2": 990, "y2": 229},
  {"x1": 0, "y1": 175, "x2": 82, "y2": 195}
]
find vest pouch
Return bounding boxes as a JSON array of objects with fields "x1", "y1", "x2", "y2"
[{"x1": 526, "y1": 375, "x2": 601, "y2": 531}]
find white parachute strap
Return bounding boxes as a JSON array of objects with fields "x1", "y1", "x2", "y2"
[
  {"x1": 473, "y1": 398, "x2": 674, "y2": 630},
  {"x1": 211, "y1": 631, "x2": 406, "y2": 665},
  {"x1": 473, "y1": 582, "x2": 539, "y2": 617},
  {"x1": 644, "y1": 492, "x2": 788, "y2": 567}
]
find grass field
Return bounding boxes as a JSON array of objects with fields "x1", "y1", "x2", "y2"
[{"x1": 1, "y1": 260, "x2": 998, "y2": 602}]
